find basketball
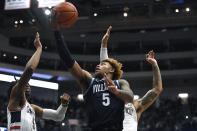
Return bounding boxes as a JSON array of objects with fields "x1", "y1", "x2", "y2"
[{"x1": 53, "y1": 2, "x2": 78, "y2": 28}]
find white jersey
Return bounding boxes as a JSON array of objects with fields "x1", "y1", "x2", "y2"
[
  {"x1": 7, "y1": 101, "x2": 37, "y2": 131},
  {"x1": 123, "y1": 103, "x2": 138, "y2": 131}
]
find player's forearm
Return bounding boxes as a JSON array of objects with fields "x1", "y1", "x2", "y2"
[
  {"x1": 26, "y1": 47, "x2": 42, "y2": 71},
  {"x1": 100, "y1": 48, "x2": 108, "y2": 62},
  {"x1": 16, "y1": 48, "x2": 42, "y2": 88},
  {"x1": 116, "y1": 89, "x2": 134, "y2": 103},
  {"x1": 101, "y1": 41, "x2": 107, "y2": 48},
  {"x1": 42, "y1": 104, "x2": 68, "y2": 121},
  {"x1": 152, "y1": 65, "x2": 163, "y2": 92},
  {"x1": 54, "y1": 31, "x2": 75, "y2": 69}
]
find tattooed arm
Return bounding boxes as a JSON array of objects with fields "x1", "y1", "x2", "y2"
[
  {"x1": 134, "y1": 51, "x2": 163, "y2": 120},
  {"x1": 104, "y1": 74, "x2": 133, "y2": 104},
  {"x1": 117, "y1": 79, "x2": 134, "y2": 104}
]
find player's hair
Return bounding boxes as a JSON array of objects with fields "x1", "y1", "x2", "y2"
[{"x1": 102, "y1": 58, "x2": 123, "y2": 80}]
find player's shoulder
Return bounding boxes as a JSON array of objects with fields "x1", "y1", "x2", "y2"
[
  {"x1": 82, "y1": 69, "x2": 92, "y2": 77},
  {"x1": 118, "y1": 79, "x2": 129, "y2": 85}
]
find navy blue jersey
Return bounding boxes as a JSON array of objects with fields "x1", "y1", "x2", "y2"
[{"x1": 83, "y1": 78, "x2": 125, "y2": 130}]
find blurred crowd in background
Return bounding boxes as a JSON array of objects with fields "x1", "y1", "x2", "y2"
[{"x1": 0, "y1": 94, "x2": 196, "y2": 131}]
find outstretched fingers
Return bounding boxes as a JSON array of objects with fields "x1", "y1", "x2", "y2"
[
  {"x1": 104, "y1": 73, "x2": 114, "y2": 86},
  {"x1": 147, "y1": 50, "x2": 155, "y2": 59},
  {"x1": 107, "y1": 26, "x2": 112, "y2": 35},
  {"x1": 104, "y1": 73, "x2": 109, "y2": 85},
  {"x1": 36, "y1": 32, "x2": 40, "y2": 40}
]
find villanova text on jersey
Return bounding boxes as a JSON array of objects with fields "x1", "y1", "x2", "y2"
[
  {"x1": 93, "y1": 82, "x2": 109, "y2": 94},
  {"x1": 83, "y1": 78, "x2": 125, "y2": 130}
]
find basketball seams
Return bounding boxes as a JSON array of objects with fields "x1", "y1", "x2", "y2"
[
  {"x1": 61, "y1": 12, "x2": 77, "y2": 28},
  {"x1": 60, "y1": 11, "x2": 77, "y2": 13},
  {"x1": 55, "y1": 2, "x2": 77, "y2": 12},
  {"x1": 54, "y1": 2, "x2": 78, "y2": 28},
  {"x1": 58, "y1": 12, "x2": 76, "y2": 23}
]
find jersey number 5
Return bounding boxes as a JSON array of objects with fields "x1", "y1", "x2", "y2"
[{"x1": 102, "y1": 93, "x2": 110, "y2": 106}]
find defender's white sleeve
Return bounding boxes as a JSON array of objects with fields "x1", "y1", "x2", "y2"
[
  {"x1": 100, "y1": 48, "x2": 109, "y2": 62},
  {"x1": 42, "y1": 104, "x2": 67, "y2": 121}
]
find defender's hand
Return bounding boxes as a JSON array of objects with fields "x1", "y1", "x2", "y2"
[
  {"x1": 101, "y1": 26, "x2": 112, "y2": 48},
  {"x1": 60, "y1": 93, "x2": 70, "y2": 107},
  {"x1": 104, "y1": 73, "x2": 120, "y2": 95},
  {"x1": 146, "y1": 50, "x2": 158, "y2": 67},
  {"x1": 34, "y1": 32, "x2": 42, "y2": 49}
]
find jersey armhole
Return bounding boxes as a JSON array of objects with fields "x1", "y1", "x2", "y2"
[
  {"x1": 83, "y1": 78, "x2": 95, "y2": 96},
  {"x1": 114, "y1": 80, "x2": 121, "y2": 89}
]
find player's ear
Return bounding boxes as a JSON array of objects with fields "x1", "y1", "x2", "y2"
[{"x1": 109, "y1": 68, "x2": 115, "y2": 73}]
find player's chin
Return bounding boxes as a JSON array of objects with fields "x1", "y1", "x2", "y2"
[
  {"x1": 94, "y1": 71, "x2": 100, "y2": 76},
  {"x1": 94, "y1": 72, "x2": 104, "y2": 79}
]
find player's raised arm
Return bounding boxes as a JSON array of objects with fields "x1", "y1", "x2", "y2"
[
  {"x1": 8, "y1": 32, "x2": 42, "y2": 109},
  {"x1": 100, "y1": 26, "x2": 112, "y2": 62},
  {"x1": 31, "y1": 93, "x2": 70, "y2": 121},
  {"x1": 52, "y1": 12, "x2": 92, "y2": 93},
  {"x1": 135, "y1": 50, "x2": 163, "y2": 119}
]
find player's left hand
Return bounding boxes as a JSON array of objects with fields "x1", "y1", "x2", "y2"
[
  {"x1": 101, "y1": 26, "x2": 112, "y2": 48},
  {"x1": 34, "y1": 32, "x2": 42, "y2": 49},
  {"x1": 104, "y1": 73, "x2": 120, "y2": 95},
  {"x1": 146, "y1": 50, "x2": 158, "y2": 67},
  {"x1": 60, "y1": 93, "x2": 70, "y2": 107}
]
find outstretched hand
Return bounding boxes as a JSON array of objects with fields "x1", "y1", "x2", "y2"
[
  {"x1": 146, "y1": 50, "x2": 158, "y2": 67},
  {"x1": 104, "y1": 73, "x2": 120, "y2": 95},
  {"x1": 34, "y1": 32, "x2": 42, "y2": 49},
  {"x1": 51, "y1": 9, "x2": 60, "y2": 31},
  {"x1": 60, "y1": 93, "x2": 70, "y2": 107},
  {"x1": 101, "y1": 26, "x2": 112, "y2": 48}
]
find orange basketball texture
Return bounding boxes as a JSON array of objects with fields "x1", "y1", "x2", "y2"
[{"x1": 53, "y1": 2, "x2": 78, "y2": 28}]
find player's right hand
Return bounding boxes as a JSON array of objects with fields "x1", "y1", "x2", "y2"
[
  {"x1": 60, "y1": 93, "x2": 70, "y2": 107},
  {"x1": 34, "y1": 32, "x2": 42, "y2": 49},
  {"x1": 104, "y1": 73, "x2": 120, "y2": 95},
  {"x1": 146, "y1": 50, "x2": 158, "y2": 67},
  {"x1": 51, "y1": 9, "x2": 60, "y2": 31},
  {"x1": 101, "y1": 26, "x2": 112, "y2": 48}
]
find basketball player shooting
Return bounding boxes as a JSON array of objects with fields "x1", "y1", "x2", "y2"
[
  {"x1": 52, "y1": 11, "x2": 134, "y2": 131},
  {"x1": 7, "y1": 33, "x2": 70, "y2": 131},
  {"x1": 100, "y1": 26, "x2": 163, "y2": 131}
]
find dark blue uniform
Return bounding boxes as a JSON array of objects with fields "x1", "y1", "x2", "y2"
[{"x1": 83, "y1": 78, "x2": 125, "y2": 131}]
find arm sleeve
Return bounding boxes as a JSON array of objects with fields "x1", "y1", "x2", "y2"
[
  {"x1": 54, "y1": 31, "x2": 75, "y2": 69},
  {"x1": 100, "y1": 48, "x2": 109, "y2": 62},
  {"x1": 42, "y1": 104, "x2": 68, "y2": 121}
]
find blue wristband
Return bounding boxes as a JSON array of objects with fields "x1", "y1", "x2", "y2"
[{"x1": 54, "y1": 31, "x2": 75, "y2": 69}]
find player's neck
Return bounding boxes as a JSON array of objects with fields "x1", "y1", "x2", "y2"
[
  {"x1": 94, "y1": 73, "x2": 113, "y2": 80},
  {"x1": 106, "y1": 73, "x2": 113, "y2": 80}
]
